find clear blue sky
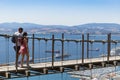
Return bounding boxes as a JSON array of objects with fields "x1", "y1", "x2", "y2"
[{"x1": 0, "y1": 0, "x2": 120, "y2": 26}]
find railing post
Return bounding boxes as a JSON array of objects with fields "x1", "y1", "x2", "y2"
[
  {"x1": 61, "y1": 33, "x2": 64, "y2": 61},
  {"x1": 82, "y1": 34, "x2": 84, "y2": 64},
  {"x1": 107, "y1": 33, "x2": 111, "y2": 61},
  {"x1": 15, "y1": 36, "x2": 18, "y2": 72},
  {"x1": 52, "y1": 35, "x2": 55, "y2": 68},
  {"x1": 87, "y1": 33, "x2": 89, "y2": 58},
  {"x1": 32, "y1": 34, "x2": 35, "y2": 64}
]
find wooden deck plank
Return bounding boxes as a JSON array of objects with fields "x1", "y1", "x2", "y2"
[{"x1": 0, "y1": 56, "x2": 120, "y2": 73}]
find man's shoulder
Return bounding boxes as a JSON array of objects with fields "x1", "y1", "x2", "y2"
[
  {"x1": 14, "y1": 32, "x2": 22, "y2": 36},
  {"x1": 14, "y1": 32, "x2": 19, "y2": 35}
]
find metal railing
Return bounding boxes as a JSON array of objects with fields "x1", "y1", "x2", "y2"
[{"x1": 0, "y1": 33, "x2": 120, "y2": 66}]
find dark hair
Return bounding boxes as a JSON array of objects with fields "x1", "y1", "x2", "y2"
[
  {"x1": 21, "y1": 32, "x2": 28, "y2": 44},
  {"x1": 18, "y1": 27, "x2": 23, "y2": 31},
  {"x1": 23, "y1": 32, "x2": 27, "y2": 36}
]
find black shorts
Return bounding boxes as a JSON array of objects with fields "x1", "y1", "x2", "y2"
[{"x1": 14, "y1": 46, "x2": 20, "y2": 53}]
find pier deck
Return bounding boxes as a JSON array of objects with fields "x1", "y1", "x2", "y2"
[{"x1": 0, "y1": 56, "x2": 120, "y2": 79}]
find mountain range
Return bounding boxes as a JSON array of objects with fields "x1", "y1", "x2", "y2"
[{"x1": 0, "y1": 22, "x2": 120, "y2": 34}]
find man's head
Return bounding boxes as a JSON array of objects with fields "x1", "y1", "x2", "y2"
[{"x1": 18, "y1": 27, "x2": 23, "y2": 33}]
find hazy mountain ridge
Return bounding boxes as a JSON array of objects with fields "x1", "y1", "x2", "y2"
[{"x1": 0, "y1": 22, "x2": 120, "y2": 34}]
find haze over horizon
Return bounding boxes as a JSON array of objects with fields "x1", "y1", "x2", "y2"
[{"x1": 0, "y1": 0, "x2": 120, "y2": 26}]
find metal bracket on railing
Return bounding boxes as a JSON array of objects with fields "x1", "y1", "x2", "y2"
[
  {"x1": 102, "y1": 40, "x2": 106, "y2": 44},
  {"x1": 90, "y1": 40, "x2": 94, "y2": 44},
  {"x1": 112, "y1": 40, "x2": 118, "y2": 44}
]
